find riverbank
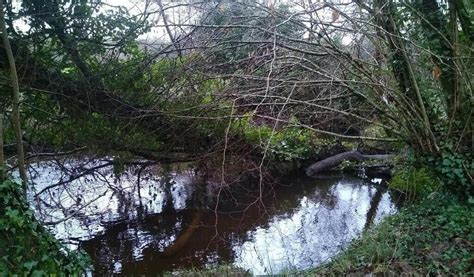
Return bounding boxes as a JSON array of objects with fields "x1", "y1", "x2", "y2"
[
  {"x1": 172, "y1": 192, "x2": 473, "y2": 276},
  {"x1": 310, "y1": 192, "x2": 473, "y2": 275}
]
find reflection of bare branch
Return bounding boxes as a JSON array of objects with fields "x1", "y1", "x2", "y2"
[
  {"x1": 33, "y1": 160, "x2": 155, "y2": 197},
  {"x1": 44, "y1": 190, "x2": 109, "y2": 226}
]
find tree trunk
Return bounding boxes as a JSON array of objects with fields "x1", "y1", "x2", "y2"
[
  {"x1": 0, "y1": 0, "x2": 27, "y2": 190},
  {"x1": 373, "y1": 0, "x2": 438, "y2": 153},
  {"x1": 305, "y1": 150, "x2": 393, "y2": 177},
  {"x1": 0, "y1": 113, "x2": 4, "y2": 181}
]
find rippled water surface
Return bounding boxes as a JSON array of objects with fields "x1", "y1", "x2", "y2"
[{"x1": 28, "y1": 158, "x2": 402, "y2": 275}]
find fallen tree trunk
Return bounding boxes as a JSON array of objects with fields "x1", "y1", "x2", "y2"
[{"x1": 306, "y1": 150, "x2": 393, "y2": 177}]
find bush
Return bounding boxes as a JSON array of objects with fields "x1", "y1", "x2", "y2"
[
  {"x1": 0, "y1": 179, "x2": 90, "y2": 275},
  {"x1": 428, "y1": 141, "x2": 473, "y2": 195},
  {"x1": 389, "y1": 166, "x2": 442, "y2": 200},
  {"x1": 231, "y1": 114, "x2": 315, "y2": 164}
]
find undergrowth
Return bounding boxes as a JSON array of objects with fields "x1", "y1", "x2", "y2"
[
  {"x1": 389, "y1": 166, "x2": 443, "y2": 201},
  {"x1": 165, "y1": 264, "x2": 250, "y2": 277},
  {"x1": 0, "y1": 179, "x2": 90, "y2": 275}
]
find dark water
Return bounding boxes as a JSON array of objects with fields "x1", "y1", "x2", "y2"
[{"x1": 27, "y1": 158, "x2": 402, "y2": 275}]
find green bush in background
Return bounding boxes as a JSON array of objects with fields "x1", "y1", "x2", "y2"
[{"x1": 232, "y1": 114, "x2": 315, "y2": 165}]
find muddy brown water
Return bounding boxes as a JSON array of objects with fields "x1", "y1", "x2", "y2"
[{"x1": 27, "y1": 158, "x2": 402, "y2": 275}]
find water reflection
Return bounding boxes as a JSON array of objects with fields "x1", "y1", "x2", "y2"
[
  {"x1": 233, "y1": 181, "x2": 395, "y2": 274},
  {"x1": 27, "y1": 158, "x2": 402, "y2": 275},
  {"x1": 28, "y1": 158, "x2": 195, "y2": 244}
]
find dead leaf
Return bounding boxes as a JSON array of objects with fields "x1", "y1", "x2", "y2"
[{"x1": 432, "y1": 65, "x2": 441, "y2": 80}]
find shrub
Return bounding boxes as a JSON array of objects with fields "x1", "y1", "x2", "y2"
[
  {"x1": 231, "y1": 114, "x2": 315, "y2": 164},
  {"x1": 389, "y1": 166, "x2": 442, "y2": 200},
  {"x1": 0, "y1": 179, "x2": 90, "y2": 275}
]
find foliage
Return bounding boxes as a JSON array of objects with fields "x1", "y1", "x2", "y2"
[
  {"x1": 19, "y1": 0, "x2": 150, "y2": 74},
  {"x1": 390, "y1": 166, "x2": 443, "y2": 200},
  {"x1": 0, "y1": 179, "x2": 90, "y2": 275},
  {"x1": 312, "y1": 193, "x2": 474, "y2": 275},
  {"x1": 164, "y1": 264, "x2": 250, "y2": 277},
  {"x1": 231, "y1": 114, "x2": 315, "y2": 164},
  {"x1": 348, "y1": 0, "x2": 474, "y2": 195},
  {"x1": 17, "y1": 98, "x2": 162, "y2": 152},
  {"x1": 6, "y1": 66, "x2": 228, "y2": 157},
  {"x1": 427, "y1": 141, "x2": 473, "y2": 195}
]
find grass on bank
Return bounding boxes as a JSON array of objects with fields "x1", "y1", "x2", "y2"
[
  {"x1": 312, "y1": 192, "x2": 474, "y2": 275},
  {"x1": 165, "y1": 264, "x2": 250, "y2": 277}
]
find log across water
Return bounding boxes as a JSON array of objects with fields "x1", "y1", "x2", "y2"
[{"x1": 305, "y1": 150, "x2": 393, "y2": 177}]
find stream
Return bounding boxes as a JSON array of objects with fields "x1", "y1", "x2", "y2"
[{"x1": 27, "y1": 157, "x2": 403, "y2": 275}]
